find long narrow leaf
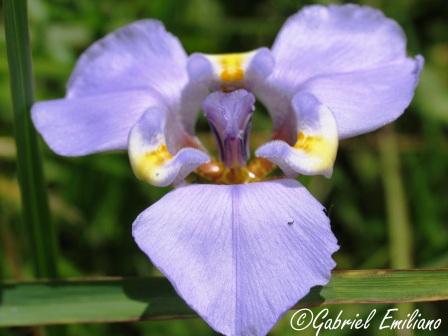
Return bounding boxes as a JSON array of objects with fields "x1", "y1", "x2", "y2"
[
  {"x1": 379, "y1": 125, "x2": 415, "y2": 334},
  {"x1": 0, "y1": 269, "x2": 447, "y2": 327},
  {"x1": 3, "y1": 0, "x2": 58, "y2": 277}
]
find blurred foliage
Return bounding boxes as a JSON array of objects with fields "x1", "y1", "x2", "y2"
[{"x1": 0, "y1": 0, "x2": 447, "y2": 335}]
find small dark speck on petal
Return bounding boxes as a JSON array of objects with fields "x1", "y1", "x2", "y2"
[
  {"x1": 287, "y1": 220, "x2": 294, "y2": 226},
  {"x1": 323, "y1": 204, "x2": 334, "y2": 217}
]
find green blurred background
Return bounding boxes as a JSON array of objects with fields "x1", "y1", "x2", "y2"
[{"x1": 0, "y1": 0, "x2": 447, "y2": 335}]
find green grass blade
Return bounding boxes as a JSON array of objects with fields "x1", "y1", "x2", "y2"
[
  {"x1": 0, "y1": 269, "x2": 447, "y2": 327},
  {"x1": 379, "y1": 126, "x2": 413, "y2": 269},
  {"x1": 379, "y1": 126, "x2": 415, "y2": 335},
  {"x1": 3, "y1": 0, "x2": 58, "y2": 278}
]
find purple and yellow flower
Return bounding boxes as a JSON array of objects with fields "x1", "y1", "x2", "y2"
[{"x1": 32, "y1": 4, "x2": 422, "y2": 336}]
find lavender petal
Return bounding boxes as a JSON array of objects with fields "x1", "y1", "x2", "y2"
[
  {"x1": 255, "y1": 4, "x2": 423, "y2": 139},
  {"x1": 133, "y1": 179, "x2": 339, "y2": 335}
]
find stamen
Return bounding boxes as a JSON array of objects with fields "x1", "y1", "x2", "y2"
[
  {"x1": 196, "y1": 158, "x2": 275, "y2": 184},
  {"x1": 197, "y1": 89, "x2": 278, "y2": 184}
]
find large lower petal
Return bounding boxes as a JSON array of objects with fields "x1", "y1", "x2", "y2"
[
  {"x1": 254, "y1": 4, "x2": 423, "y2": 137},
  {"x1": 31, "y1": 90, "x2": 159, "y2": 156},
  {"x1": 67, "y1": 19, "x2": 188, "y2": 108},
  {"x1": 133, "y1": 179, "x2": 338, "y2": 335}
]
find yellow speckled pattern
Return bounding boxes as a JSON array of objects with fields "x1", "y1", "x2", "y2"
[
  {"x1": 133, "y1": 144, "x2": 172, "y2": 182},
  {"x1": 294, "y1": 131, "x2": 336, "y2": 167},
  {"x1": 295, "y1": 132, "x2": 321, "y2": 152},
  {"x1": 219, "y1": 54, "x2": 245, "y2": 81},
  {"x1": 207, "y1": 52, "x2": 253, "y2": 82},
  {"x1": 196, "y1": 158, "x2": 275, "y2": 184}
]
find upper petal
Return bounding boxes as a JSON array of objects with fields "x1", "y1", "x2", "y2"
[
  {"x1": 31, "y1": 90, "x2": 160, "y2": 156},
  {"x1": 271, "y1": 4, "x2": 407, "y2": 83},
  {"x1": 300, "y1": 57, "x2": 423, "y2": 139},
  {"x1": 67, "y1": 19, "x2": 188, "y2": 107},
  {"x1": 33, "y1": 20, "x2": 193, "y2": 157},
  {"x1": 133, "y1": 179, "x2": 338, "y2": 335},
  {"x1": 255, "y1": 4, "x2": 423, "y2": 137}
]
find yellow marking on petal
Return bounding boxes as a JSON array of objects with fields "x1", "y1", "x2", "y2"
[
  {"x1": 208, "y1": 52, "x2": 253, "y2": 82},
  {"x1": 219, "y1": 54, "x2": 245, "y2": 81},
  {"x1": 294, "y1": 131, "x2": 336, "y2": 168},
  {"x1": 133, "y1": 144, "x2": 172, "y2": 182}
]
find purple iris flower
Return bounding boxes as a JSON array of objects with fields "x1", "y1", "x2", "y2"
[{"x1": 32, "y1": 4, "x2": 422, "y2": 336}]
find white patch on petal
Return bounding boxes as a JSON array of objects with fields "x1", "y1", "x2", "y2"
[
  {"x1": 128, "y1": 108, "x2": 209, "y2": 186},
  {"x1": 256, "y1": 92, "x2": 338, "y2": 177},
  {"x1": 129, "y1": 129, "x2": 173, "y2": 185},
  {"x1": 292, "y1": 96, "x2": 338, "y2": 177}
]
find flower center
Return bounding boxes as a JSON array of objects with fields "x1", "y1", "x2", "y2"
[
  {"x1": 202, "y1": 89, "x2": 253, "y2": 168},
  {"x1": 197, "y1": 89, "x2": 275, "y2": 184}
]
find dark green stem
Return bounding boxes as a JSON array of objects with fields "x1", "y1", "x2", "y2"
[
  {"x1": 4, "y1": 0, "x2": 58, "y2": 278},
  {"x1": 378, "y1": 125, "x2": 414, "y2": 336}
]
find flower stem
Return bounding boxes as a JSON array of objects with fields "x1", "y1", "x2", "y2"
[
  {"x1": 379, "y1": 125, "x2": 414, "y2": 336},
  {"x1": 4, "y1": 0, "x2": 58, "y2": 278}
]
